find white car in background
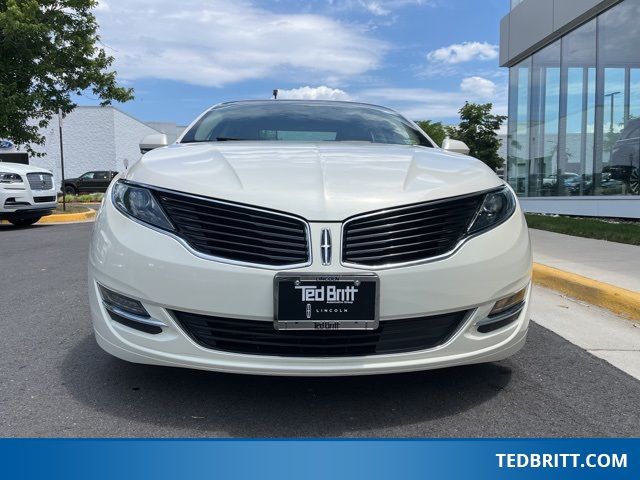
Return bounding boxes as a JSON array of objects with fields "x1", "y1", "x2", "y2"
[
  {"x1": 89, "y1": 100, "x2": 532, "y2": 376},
  {"x1": 0, "y1": 162, "x2": 58, "y2": 226}
]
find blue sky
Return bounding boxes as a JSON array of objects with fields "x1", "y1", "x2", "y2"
[{"x1": 88, "y1": 0, "x2": 509, "y2": 127}]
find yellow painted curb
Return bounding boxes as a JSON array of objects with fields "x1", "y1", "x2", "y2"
[
  {"x1": 533, "y1": 263, "x2": 640, "y2": 321},
  {"x1": 37, "y1": 208, "x2": 96, "y2": 224}
]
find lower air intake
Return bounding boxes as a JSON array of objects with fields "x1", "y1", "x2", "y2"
[{"x1": 173, "y1": 310, "x2": 470, "y2": 357}]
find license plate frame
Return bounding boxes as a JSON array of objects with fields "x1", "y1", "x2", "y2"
[{"x1": 274, "y1": 273, "x2": 380, "y2": 331}]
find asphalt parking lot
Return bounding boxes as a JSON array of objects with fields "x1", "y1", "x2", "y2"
[{"x1": 1, "y1": 222, "x2": 639, "y2": 437}]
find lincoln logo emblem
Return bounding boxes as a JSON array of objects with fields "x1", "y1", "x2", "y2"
[{"x1": 320, "y1": 228, "x2": 332, "y2": 266}]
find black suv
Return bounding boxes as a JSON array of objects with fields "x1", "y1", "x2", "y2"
[{"x1": 64, "y1": 171, "x2": 118, "y2": 195}]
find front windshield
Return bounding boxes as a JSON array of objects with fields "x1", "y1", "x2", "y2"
[{"x1": 180, "y1": 102, "x2": 434, "y2": 147}]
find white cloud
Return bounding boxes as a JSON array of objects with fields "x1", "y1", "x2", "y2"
[
  {"x1": 265, "y1": 84, "x2": 504, "y2": 120},
  {"x1": 356, "y1": 82, "x2": 507, "y2": 121},
  {"x1": 358, "y1": 87, "x2": 469, "y2": 118},
  {"x1": 426, "y1": 41, "x2": 498, "y2": 64},
  {"x1": 94, "y1": 0, "x2": 387, "y2": 87},
  {"x1": 364, "y1": 2, "x2": 391, "y2": 16},
  {"x1": 328, "y1": 0, "x2": 434, "y2": 16},
  {"x1": 460, "y1": 76, "x2": 496, "y2": 97},
  {"x1": 277, "y1": 86, "x2": 350, "y2": 100}
]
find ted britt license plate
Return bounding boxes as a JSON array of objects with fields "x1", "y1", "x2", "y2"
[{"x1": 274, "y1": 274, "x2": 379, "y2": 331}]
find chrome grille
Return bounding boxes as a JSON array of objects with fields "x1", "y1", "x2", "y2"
[
  {"x1": 342, "y1": 193, "x2": 484, "y2": 267},
  {"x1": 155, "y1": 190, "x2": 310, "y2": 268},
  {"x1": 26, "y1": 173, "x2": 53, "y2": 190}
]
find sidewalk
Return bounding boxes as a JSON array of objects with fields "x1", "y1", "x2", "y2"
[
  {"x1": 532, "y1": 286, "x2": 640, "y2": 380},
  {"x1": 529, "y1": 230, "x2": 640, "y2": 379},
  {"x1": 530, "y1": 229, "x2": 640, "y2": 293}
]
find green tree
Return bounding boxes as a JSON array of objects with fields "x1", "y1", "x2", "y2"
[
  {"x1": 415, "y1": 120, "x2": 447, "y2": 147},
  {"x1": 446, "y1": 102, "x2": 506, "y2": 171},
  {"x1": 0, "y1": 0, "x2": 133, "y2": 154}
]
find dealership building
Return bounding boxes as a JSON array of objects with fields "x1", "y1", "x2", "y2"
[
  {"x1": 0, "y1": 106, "x2": 183, "y2": 189},
  {"x1": 501, "y1": 0, "x2": 640, "y2": 218}
]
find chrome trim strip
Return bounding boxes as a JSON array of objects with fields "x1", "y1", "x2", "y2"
[
  {"x1": 340, "y1": 185, "x2": 512, "y2": 270},
  {"x1": 113, "y1": 180, "x2": 313, "y2": 271},
  {"x1": 475, "y1": 302, "x2": 526, "y2": 327},
  {"x1": 320, "y1": 228, "x2": 332, "y2": 266},
  {"x1": 103, "y1": 302, "x2": 167, "y2": 328}
]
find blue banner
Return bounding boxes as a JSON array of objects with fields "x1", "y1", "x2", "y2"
[{"x1": 0, "y1": 439, "x2": 637, "y2": 479}]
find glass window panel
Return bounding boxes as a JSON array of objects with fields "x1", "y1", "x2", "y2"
[
  {"x1": 596, "y1": 0, "x2": 640, "y2": 196},
  {"x1": 559, "y1": 19, "x2": 596, "y2": 196},
  {"x1": 507, "y1": 58, "x2": 531, "y2": 195},
  {"x1": 530, "y1": 40, "x2": 560, "y2": 197},
  {"x1": 603, "y1": 68, "x2": 625, "y2": 158},
  {"x1": 630, "y1": 69, "x2": 640, "y2": 120},
  {"x1": 566, "y1": 68, "x2": 585, "y2": 165}
]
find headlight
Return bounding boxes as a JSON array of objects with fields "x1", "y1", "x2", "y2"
[
  {"x1": 0, "y1": 172, "x2": 23, "y2": 184},
  {"x1": 468, "y1": 186, "x2": 517, "y2": 234},
  {"x1": 112, "y1": 181, "x2": 174, "y2": 231}
]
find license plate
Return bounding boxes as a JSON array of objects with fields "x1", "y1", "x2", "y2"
[{"x1": 274, "y1": 274, "x2": 379, "y2": 331}]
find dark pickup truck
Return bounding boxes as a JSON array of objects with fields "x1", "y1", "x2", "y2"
[{"x1": 64, "y1": 170, "x2": 118, "y2": 195}]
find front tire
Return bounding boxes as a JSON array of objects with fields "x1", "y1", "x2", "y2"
[
  {"x1": 9, "y1": 217, "x2": 41, "y2": 227},
  {"x1": 64, "y1": 185, "x2": 77, "y2": 195}
]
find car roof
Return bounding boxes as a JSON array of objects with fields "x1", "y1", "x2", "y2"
[{"x1": 210, "y1": 99, "x2": 399, "y2": 114}]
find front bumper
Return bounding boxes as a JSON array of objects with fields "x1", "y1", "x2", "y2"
[
  {"x1": 0, "y1": 183, "x2": 57, "y2": 219},
  {"x1": 88, "y1": 195, "x2": 533, "y2": 376}
]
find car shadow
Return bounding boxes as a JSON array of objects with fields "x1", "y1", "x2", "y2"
[{"x1": 62, "y1": 334, "x2": 513, "y2": 437}]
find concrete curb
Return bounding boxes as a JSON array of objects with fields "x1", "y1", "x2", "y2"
[
  {"x1": 37, "y1": 208, "x2": 96, "y2": 224},
  {"x1": 533, "y1": 263, "x2": 640, "y2": 321}
]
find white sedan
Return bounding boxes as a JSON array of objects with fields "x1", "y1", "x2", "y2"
[
  {"x1": 0, "y1": 162, "x2": 58, "y2": 226},
  {"x1": 88, "y1": 100, "x2": 532, "y2": 376}
]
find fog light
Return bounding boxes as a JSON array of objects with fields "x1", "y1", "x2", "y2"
[
  {"x1": 489, "y1": 288, "x2": 527, "y2": 316},
  {"x1": 98, "y1": 284, "x2": 166, "y2": 334},
  {"x1": 476, "y1": 287, "x2": 527, "y2": 334},
  {"x1": 99, "y1": 284, "x2": 149, "y2": 317}
]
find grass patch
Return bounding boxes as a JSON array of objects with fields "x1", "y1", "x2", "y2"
[
  {"x1": 58, "y1": 193, "x2": 104, "y2": 203},
  {"x1": 525, "y1": 214, "x2": 640, "y2": 246},
  {"x1": 54, "y1": 205, "x2": 91, "y2": 214}
]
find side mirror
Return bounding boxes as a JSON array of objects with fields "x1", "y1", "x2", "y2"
[
  {"x1": 139, "y1": 133, "x2": 169, "y2": 154},
  {"x1": 442, "y1": 137, "x2": 470, "y2": 155}
]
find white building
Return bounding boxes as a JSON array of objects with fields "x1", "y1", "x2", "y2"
[{"x1": 0, "y1": 106, "x2": 183, "y2": 188}]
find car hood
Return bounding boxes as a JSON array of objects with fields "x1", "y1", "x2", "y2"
[
  {"x1": 125, "y1": 142, "x2": 503, "y2": 221},
  {"x1": 0, "y1": 162, "x2": 52, "y2": 175}
]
